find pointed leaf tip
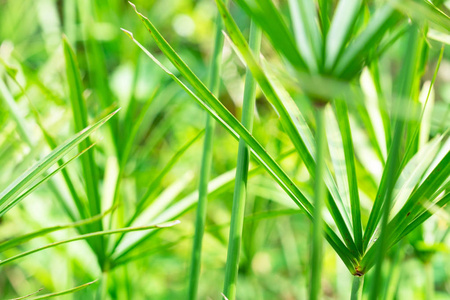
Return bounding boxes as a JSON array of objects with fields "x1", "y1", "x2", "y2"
[
  {"x1": 121, "y1": 28, "x2": 134, "y2": 39},
  {"x1": 155, "y1": 220, "x2": 181, "y2": 228},
  {"x1": 128, "y1": 1, "x2": 136, "y2": 11},
  {"x1": 128, "y1": 1, "x2": 148, "y2": 20},
  {"x1": 106, "y1": 107, "x2": 121, "y2": 119}
]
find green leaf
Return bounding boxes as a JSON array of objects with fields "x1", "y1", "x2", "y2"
[
  {"x1": 123, "y1": 3, "x2": 358, "y2": 272},
  {"x1": 260, "y1": 58, "x2": 355, "y2": 254},
  {"x1": 317, "y1": 0, "x2": 330, "y2": 35},
  {"x1": 113, "y1": 207, "x2": 303, "y2": 267},
  {"x1": 11, "y1": 288, "x2": 44, "y2": 300},
  {"x1": 368, "y1": 61, "x2": 392, "y2": 151},
  {"x1": 113, "y1": 161, "x2": 267, "y2": 262},
  {"x1": 0, "y1": 74, "x2": 83, "y2": 222},
  {"x1": 334, "y1": 4, "x2": 400, "y2": 78},
  {"x1": 286, "y1": 0, "x2": 322, "y2": 71},
  {"x1": 0, "y1": 207, "x2": 113, "y2": 253},
  {"x1": 394, "y1": 191, "x2": 449, "y2": 245},
  {"x1": 113, "y1": 172, "x2": 193, "y2": 255},
  {"x1": 389, "y1": 136, "x2": 443, "y2": 219},
  {"x1": 325, "y1": 0, "x2": 362, "y2": 72},
  {"x1": 63, "y1": 36, "x2": 103, "y2": 222},
  {"x1": 30, "y1": 280, "x2": 98, "y2": 300},
  {"x1": 287, "y1": 0, "x2": 318, "y2": 72},
  {"x1": 134, "y1": 130, "x2": 204, "y2": 218},
  {"x1": 119, "y1": 87, "x2": 160, "y2": 171},
  {"x1": 364, "y1": 25, "x2": 424, "y2": 252},
  {"x1": 401, "y1": 45, "x2": 444, "y2": 167},
  {"x1": 325, "y1": 107, "x2": 351, "y2": 209},
  {"x1": 393, "y1": 0, "x2": 450, "y2": 33},
  {"x1": 360, "y1": 190, "x2": 449, "y2": 273},
  {"x1": 77, "y1": 0, "x2": 121, "y2": 156},
  {"x1": 386, "y1": 150, "x2": 450, "y2": 249},
  {"x1": 63, "y1": 35, "x2": 106, "y2": 264},
  {"x1": 428, "y1": 29, "x2": 450, "y2": 45},
  {"x1": 334, "y1": 99, "x2": 364, "y2": 255},
  {"x1": 0, "y1": 109, "x2": 118, "y2": 215},
  {"x1": 0, "y1": 78, "x2": 34, "y2": 145},
  {"x1": 112, "y1": 168, "x2": 237, "y2": 261},
  {"x1": 233, "y1": 0, "x2": 309, "y2": 71},
  {"x1": 367, "y1": 25, "x2": 425, "y2": 298},
  {"x1": 225, "y1": 1, "x2": 358, "y2": 253},
  {"x1": 0, "y1": 221, "x2": 180, "y2": 267},
  {"x1": 358, "y1": 68, "x2": 387, "y2": 162},
  {"x1": 108, "y1": 130, "x2": 203, "y2": 256},
  {"x1": 0, "y1": 144, "x2": 94, "y2": 217}
]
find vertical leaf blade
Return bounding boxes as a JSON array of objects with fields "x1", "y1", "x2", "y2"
[{"x1": 63, "y1": 36, "x2": 105, "y2": 263}]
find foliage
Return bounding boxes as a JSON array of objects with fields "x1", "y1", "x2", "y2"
[{"x1": 0, "y1": 0, "x2": 449, "y2": 299}]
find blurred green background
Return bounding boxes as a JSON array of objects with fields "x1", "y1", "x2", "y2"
[{"x1": 0, "y1": 0, "x2": 449, "y2": 299}]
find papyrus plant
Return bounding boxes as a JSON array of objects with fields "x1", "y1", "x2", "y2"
[{"x1": 124, "y1": 0, "x2": 449, "y2": 299}]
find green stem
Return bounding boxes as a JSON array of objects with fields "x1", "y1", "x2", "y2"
[
  {"x1": 99, "y1": 271, "x2": 109, "y2": 300},
  {"x1": 424, "y1": 262, "x2": 434, "y2": 300},
  {"x1": 222, "y1": 23, "x2": 261, "y2": 300},
  {"x1": 382, "y1": 243, "x2": 403, "y2": 300},
  {"x1": 188, "y1": 115, "x2": 215, "y2": 300},
  {"x1": 350, "y1": 276, "x2": 364, "y2": 300},
  {"x1": 310, "y1": 105, "x2": 327, "y2": 300},
  {"x1": 188, "y1": 9, "x2": 225, "y2": 300}
]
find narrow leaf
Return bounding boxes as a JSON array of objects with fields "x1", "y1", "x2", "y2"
[
  {"x1": 0, "y1": 110, "x2": 118, "y2": 212},
  {"x1": 0, "y1": 221, "x2": 180, "y2": 267},
  {"x1": 31, "y1": 280, "x2": 98, "y2": 300}
]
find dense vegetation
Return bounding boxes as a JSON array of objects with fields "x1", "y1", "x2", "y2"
[{"x1": 0, "y1": 0, "x2": 449, "y2": 299}]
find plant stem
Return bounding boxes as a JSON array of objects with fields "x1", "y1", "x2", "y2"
[
  {"x1": 382, "y1": 243, "x2": 403, "y2": 300},
  {"x1": 310, "y1": 105, "x2": 327, "y2": 300},
  {"x1": 424, "y1": 262, "x2": 434, "y2": 300},
  {"x1": 222, "y1": 22, "x2": 261, "y2": 300},
  {"x1": 350, "y1": 275, "x2": 364, "y2": 300},
  {"x1": 99, "y1": 271, "x2": 109, "y2": 300},
  {"x1": 188, "y1": 115, "x2": 215, "y2": 300},
  {"x1": 188, "y1": 9, "x2": 225, "y2": 300}
]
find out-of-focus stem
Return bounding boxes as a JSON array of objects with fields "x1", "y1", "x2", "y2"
[
  {"x1": 310, "y1": 104, "x2": 327, "y2": 300},
  {"x1": 188, "y1": 7, "x2": 225, "y2": 300},
  {"x1": 222, "y1": 22, "x2": 261, "y2": 300}
]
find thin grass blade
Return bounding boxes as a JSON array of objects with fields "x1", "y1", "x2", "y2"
[
  {"x1": 63, "y1": 35, "x2": 106, "y2": 263},
  {"x1": 0, "y1": 144, "x2": 94, "y2": 217},
  {"x1": 30, "y1": 280, "x2": 98, "y2": 300},
  {"x1": 63, "y1": 36, "x2": 103, "y2": 223},
  {"x1": 335, "y1": 99, "x2": 363, "y2": 255},
  {"x1": 0, "y1": 109, "x2": 118, "y2": 211},
  {"x1": 0, "y1": 221, "x2": 180, "y2": 267},
  {"x1": 0, "y1": 208, "x2": 114, "y2": 253}
]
